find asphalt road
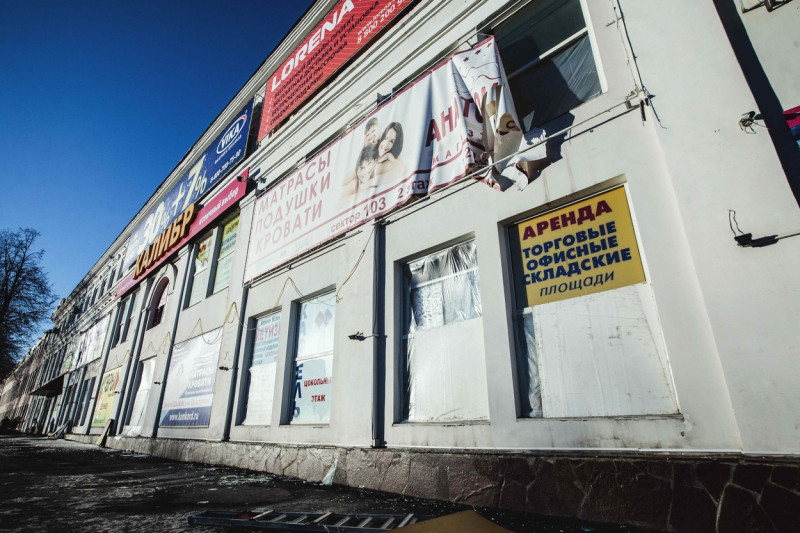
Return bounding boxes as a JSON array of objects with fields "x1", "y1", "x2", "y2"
[{"x1": 0, "y1": 435, "x2": 654, "y2": 532}]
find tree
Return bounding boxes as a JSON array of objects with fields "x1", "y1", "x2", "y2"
[{"x1": 0, "y1": 229, "x2": 57, "y2": 381}]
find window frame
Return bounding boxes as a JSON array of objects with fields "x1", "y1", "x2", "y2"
[
  {"x1": 493, "y1": 0, "x2": 603, "y2": 131},
  {"x1": 284, "y1": 290, "x2": 336, "y2": 426},
  {"x1": 238, "y1": 309, "x2": 282, "y2": 426},
  {"x1": 211, "y1": 213, "x2": 241, "y2": 295},
  {"x1": 184, "y1": 211, "x2": 241, "y2": 308},
  {"x1": 110, "y1": 297, "x2": 126, "y2": 348},
  {"x1": 186, "y1": 231, "x2": 215, "y2": 308},
  {"x1": 147, "y1": 278, "x2": 170, "y2": 330},
  {"x1": 398, "y1": 238, "x2": 488, "y2": 423}
]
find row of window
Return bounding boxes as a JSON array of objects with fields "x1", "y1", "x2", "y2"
[
  {"x1": 110, "y1": 0, "x2": 609, "y2": 428},
  {"x1": 188, "y1": 215, "x2": 241, "y2": 307},
  {"x1": 98, "y1": 0, "x2": 602, "y2": 343},
  {"x1": 116, "y1": 182, "x2": 679, "y2": 432},
  {"x1": 226, "y1": 188, "x2": 676, "y2": 427}
]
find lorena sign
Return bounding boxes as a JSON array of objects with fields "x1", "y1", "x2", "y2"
[{"x1": 258, "y1": 0, "x2": 414, "y2": 139}]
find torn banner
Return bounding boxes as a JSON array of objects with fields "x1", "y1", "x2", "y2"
[
  {"x1": 246, "y1": 37, "x2": 542, "y2": 280},
  {"x1": 452, "y1": 38, "x2": 547, "y2": 190}
]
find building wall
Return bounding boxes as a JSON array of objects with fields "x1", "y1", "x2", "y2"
[
  {"x1": 622, "y1": 0, "x2": 800, "y2": 453},
  {"x1": 5, "y1": 0, "x2": 797, "y2": 528}
]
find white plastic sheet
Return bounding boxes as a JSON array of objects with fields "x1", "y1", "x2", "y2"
[
  {"x1": 514, "y1": 312, "x2": 543, "y2": 418},
  {"x1": 526, "y1": 284, "x2": 678, "y2": 418},
  {"x1": 124, "y1": 358, "x2": 155, "y2": 437},
  {"x1": 242, "y1": 313, "x2": 281, "y2": 426},
  {"x1": 290, "y1": 295, "x2": 335, "y2": 424},
  {"x1": 404, "y1": 241, "x2": 489, "y2": 422}
]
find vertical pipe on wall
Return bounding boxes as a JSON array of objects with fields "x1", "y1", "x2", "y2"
[
  {"x1": 222, "y1": 284, "x2": 249, "y2": 442},
  {"x1": 372, "y1": 221, "x2": 386, "y2": 448}
]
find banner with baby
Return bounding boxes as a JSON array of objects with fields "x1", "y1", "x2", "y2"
[{"x1": 245, "y1": 37, "x2": 544, "y2": 280}]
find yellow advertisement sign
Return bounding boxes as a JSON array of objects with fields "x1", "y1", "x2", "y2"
[
  {"x1": 515, "y1": 187, "x2": 645, "y2": 306},
  {"x1": 91, "y1": 367, "x2": 122, "y2": 428}
]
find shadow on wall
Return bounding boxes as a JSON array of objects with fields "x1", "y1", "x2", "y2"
[{"x1": 712, "y1": 0, "x2": 800, "y2": 205}]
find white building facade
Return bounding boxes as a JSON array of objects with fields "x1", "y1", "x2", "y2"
[{"x1": 5, "y1": 1, "x2": 800, "y2": 530}]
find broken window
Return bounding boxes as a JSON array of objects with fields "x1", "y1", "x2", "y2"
[{"x1": 495, "y1": 0, "x2": 602, "y2": 131}]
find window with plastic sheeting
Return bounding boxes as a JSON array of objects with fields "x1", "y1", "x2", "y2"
[
  {"x1": 288, "y1": 293, "x2": 335, "y2": 425},
  {"x1": 241, "y1": 312, "x2": 281, "y2": 426},
  {"x1": 508, "y1": 187, "x2": 679, "y2": 419},
  {"x1": 495, "y1": 0, "x2": 601, "y2": 131},
  {"x1": 111, "y1": 297, "x2": 127, "y2": 348},
  {"x1": 401, "y1": 240, "x2": 490, "y2": 422},
  {"x1": 124, "y1": 358, "x2": 155, "y2": 437},
  {"x1": 121, "y1": 290, "x2": 137, "y2": 343},
  {"x1": 77, "y1": 377, "x2": 95, "y2": 426}
]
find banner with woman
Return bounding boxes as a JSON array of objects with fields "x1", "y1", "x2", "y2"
[{"x1": 246, "y1": 38, "x2": 544, "y2": 280}]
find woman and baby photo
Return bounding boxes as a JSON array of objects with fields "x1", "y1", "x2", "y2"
[{"x1": 341, "y1": 117, "x2": 407, "y2": 201}]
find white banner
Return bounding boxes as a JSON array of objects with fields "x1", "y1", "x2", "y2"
[
  {"x1": 74, "y1": 314, "x2": 111, "y2": 369},
  {"x1": 242, "y1": 312, "x2": 281, "y2": 426},
  {"x1": 160, "y1": 329, "x2": 222, "y2": 427},
  {"x1": 245, "y1": 38, "x2": 542, "y2": 280}
]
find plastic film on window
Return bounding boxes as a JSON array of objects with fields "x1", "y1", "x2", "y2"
[
  {"x1": 407, "y1": 241, "x2": 481, "y2": 331},
  {"x1": 404, "y1": 241, "x2": 489, "y2": 422},
  {"x1": 515, "y1": 312, "x2": 543, "y2": 418},
  {"x1": 510, "y1": 35, "x2": 601, "y2": 131}
]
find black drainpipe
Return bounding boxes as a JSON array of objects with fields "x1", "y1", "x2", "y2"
[
  {"x1": 372, "y1": 222, "x2": 386, "y2": 448},
  {"x1": 222, "y1": 284, "x2": 249, "y2": 441}
]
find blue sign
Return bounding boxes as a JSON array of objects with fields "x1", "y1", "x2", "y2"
[{"x1": 123, "y1": 99, "x2": 254, "y2": 270}]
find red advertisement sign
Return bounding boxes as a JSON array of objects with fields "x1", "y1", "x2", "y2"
[
  {"x1": 116, "y1": 179, "x2": 248, "y2": 299},
  {"x1": 258, "y1": 0, "x2": 414, "y2": 139}
]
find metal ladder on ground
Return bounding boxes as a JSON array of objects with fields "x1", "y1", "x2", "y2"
[{"x1": 187, "y1": 509, "x2": 433, "y2": 531}]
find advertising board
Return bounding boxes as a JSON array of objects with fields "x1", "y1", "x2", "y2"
[
  {"x1": 259, "y1": 0, "x2": 414, "y2": 137},
  {"x1": 513, "y1": 187, "x2": 646, "y2": 307},
  {"x1": 247, "y1": 38, "x2": 539, "y2": 279},
  {"x1": 159, "y1": 329, "x2": 223, "y2": 427},
  {"x1": 122, "y1": 99, "x2": 253, "y2": 271},
  {"x1": 91, "y1": 367, "x2": 121, "y2": 428}
]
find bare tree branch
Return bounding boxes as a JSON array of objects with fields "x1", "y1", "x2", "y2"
[{"x1": 0, "y1": 228, "x2": 57, "y2": 381}]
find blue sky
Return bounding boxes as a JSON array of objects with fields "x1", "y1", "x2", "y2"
[{"x1": 0, "y1": 1, "x2": 314, "y2": 333}]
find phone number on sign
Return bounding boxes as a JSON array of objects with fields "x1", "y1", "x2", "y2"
[{"x1": 356, "y1": 0, "x2": 409, "y2": 45}]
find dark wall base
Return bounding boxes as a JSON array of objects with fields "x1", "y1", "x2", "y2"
[{"x1": 66, "y1": 434, "x2": 800, "y2": 532}]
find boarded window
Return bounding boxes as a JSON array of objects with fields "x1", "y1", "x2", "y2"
[{"x1": 508, "y1": 187, "x2": 678, "y2": 418}]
